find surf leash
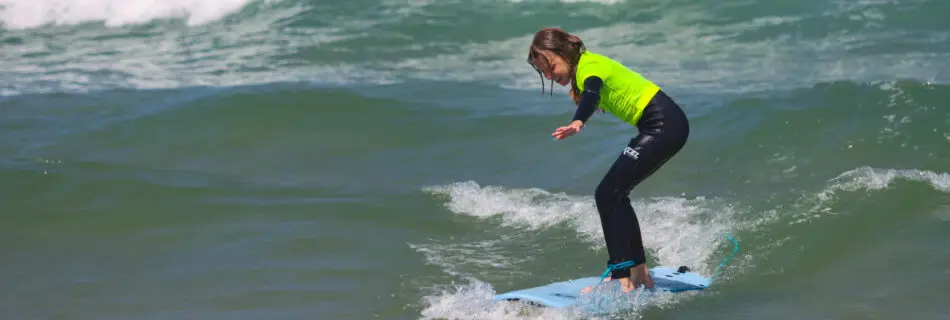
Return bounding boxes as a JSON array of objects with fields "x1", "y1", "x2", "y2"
[
  {"x1": 711, "y1": 233, "x2": 739, "y2": 282},
  {"x1": 595, "y1": 233, "x2": 738, "y2": 289},
  {"x1": 599, "y1": 261, "x2": 638, "y2": 281}
]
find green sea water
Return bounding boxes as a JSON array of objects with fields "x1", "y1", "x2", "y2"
[{"x1": 2, "y1": 0, "x2": 949, "y2": 319}]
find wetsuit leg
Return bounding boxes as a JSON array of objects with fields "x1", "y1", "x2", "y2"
[{"x1": 593, "y1": 90, "x2": 690, "y2": 279}]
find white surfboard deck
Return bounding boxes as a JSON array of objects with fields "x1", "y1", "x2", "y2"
[{"x1": 493, "y1": 266, "x2": 710, "y2": 309}]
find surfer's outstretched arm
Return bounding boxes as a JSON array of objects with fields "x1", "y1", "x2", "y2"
[{"x1": 553, "y1": 76, "x2": 603, "y2": 140}]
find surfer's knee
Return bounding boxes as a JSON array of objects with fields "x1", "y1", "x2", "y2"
[{"x1": 594, "y1": 181, "x2": 624, "y2": 207}]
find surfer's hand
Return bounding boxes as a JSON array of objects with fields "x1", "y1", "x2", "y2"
[{"x1": 552, "y1": 121, "x2": 583, "y2": 140}]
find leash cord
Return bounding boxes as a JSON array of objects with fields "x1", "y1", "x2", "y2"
[{"x1": 711, "y1": 233, "x2": 739, "y2": 281}]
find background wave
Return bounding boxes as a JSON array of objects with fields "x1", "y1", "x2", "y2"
[{"x1": 2, "y1": 0, "x2": 949, "y2": 319}]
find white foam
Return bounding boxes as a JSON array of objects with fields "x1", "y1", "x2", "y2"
[
  {"x1": 418, "y1": 278, "x2": 684, "y2": 320},
  {"x1": 422, "y1": 181, "x2": 593, "y2": 230},
  {"x1": 379, "y1": 0, "x2": 437, "y2": 18},
  {"x1": 0, "y1": 0, "x2": 278, "y2": 29},
  {"x1": 391, "y1": 1, "x2": 949, "y2": 96},
  {"x1": 0, "y1": 2, "x2": 398, "y2": 97},
  {"x1": 829, "y1": 167, "x2": 950, "y2": 193},
  {"x1": 409, "y1": 236, "x2": 539, "y2": 278},
  {"x1": 5, "y1": 0, "x2": 946, "y2": 98},
  {"x1": 418, "y1": 278, "x2": 586, "y2": 320},
  {"x1": 792, "y1": 166, "x2": 950, "y2": 224},
  {"x1": 416, "y1": 181, "x2": 742, "y2": 319},
  {"x1": 423, "y1": 181, "x2": 737, "y2": 272}
]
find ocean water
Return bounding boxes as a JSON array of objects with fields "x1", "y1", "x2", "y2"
[{"x1": 2, "y1": 0, "x2": 949, "y2": 319}]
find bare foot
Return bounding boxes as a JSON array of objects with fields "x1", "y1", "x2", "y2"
[
  {"x1": 581, "y1": 264, "x2": 655, "y2": 294},
  {"x1": 618, "y1": 277, "x2": 635, "y2": 293},
  {"x1": 581, "y1": 277, "x2": 610, "y2": 294},
  {"x1": 631, "y1": 264, "x2": 655, "y2": 289}
]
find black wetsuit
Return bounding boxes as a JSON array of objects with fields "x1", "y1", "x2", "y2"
[{"x1": 573, "y1": 76, "x2": 690, "y2": 279}]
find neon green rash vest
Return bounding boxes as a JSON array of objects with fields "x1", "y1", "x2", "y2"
[{"x1": 574, "y1": 51, "x2": 660, "y2": 126}]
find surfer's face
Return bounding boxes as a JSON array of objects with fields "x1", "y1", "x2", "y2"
[{"x1": 531, "y1": 50, "x2": 572, "y2": 86}]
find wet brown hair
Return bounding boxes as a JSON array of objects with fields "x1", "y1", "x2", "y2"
[{"x1": 526, "y1": 27, "x2": 586, "y2": 102}]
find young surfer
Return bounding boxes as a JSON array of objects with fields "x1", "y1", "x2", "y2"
[{"x1": 526, "y1": 27, "x2": 690, "y2": 293}]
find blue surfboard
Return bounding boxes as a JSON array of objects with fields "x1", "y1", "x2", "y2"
[
  {"x1": 494, "y1": 235, "x2": 739, "y2": 314},
  {"x1": 493, "y1": 265, "x2": 711, "y2": 309}
]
